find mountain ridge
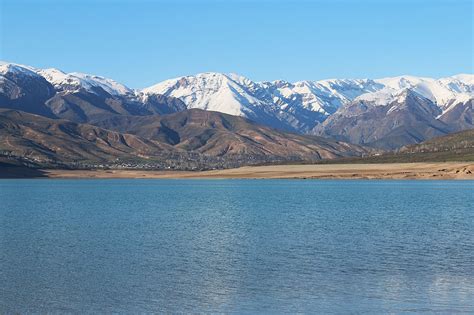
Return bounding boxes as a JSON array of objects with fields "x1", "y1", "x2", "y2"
[
  {"x1": 1, "y1": 61, "x2": 472, "y2": 150},
  {"x1": 0, "y1": 108, "x2": 371, "y2": 170}
]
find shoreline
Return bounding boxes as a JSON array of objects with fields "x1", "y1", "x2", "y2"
[{"x1": 3, "y1": 162, "x2": 473, "y2": 180}]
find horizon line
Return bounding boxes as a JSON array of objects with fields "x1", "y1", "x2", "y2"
[{"x1": 1, "y1": 59, "x2": 472, "y2": 90}]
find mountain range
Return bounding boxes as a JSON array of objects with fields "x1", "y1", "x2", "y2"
[
  {"x1": 145, "y1": 72, "x2": 472, "y2": 149},
  {"x1": 0, "y1": 61, "x2": 472, "y2": 169}
]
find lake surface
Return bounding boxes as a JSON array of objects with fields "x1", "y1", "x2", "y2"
[{"x1": 1, "y1": 179, "x2": 473, "y2": 313}]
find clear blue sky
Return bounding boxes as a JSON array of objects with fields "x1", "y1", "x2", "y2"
[{"x1": 1, "y1": 0, "x2": 472, "y2": 88}]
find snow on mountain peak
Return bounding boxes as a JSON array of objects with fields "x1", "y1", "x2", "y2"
[
  {"x1": 143, "y1": 73, "x2": 386, "y2": 118},
  {"x1": 143, "y1": 72, "x2": 264, "y2": 116},
  {"x1": 142, "y1": 72, "x2": 473, "y2": 127},
  {"x1": 0, "y1": 63, "x2": 42, "y2": 78},
  {"x1": 352, "y1": 75, "x2": 474, "y2": 108},
  {"x1": 37, "y1": 68, "x2": 132, "y2": 96},
  {"x1": 449, "y1": 74, "x2": 474, "y2": 84},
  {"x1": 70, "y1": 72, "x2": 133, "y2": 96}
]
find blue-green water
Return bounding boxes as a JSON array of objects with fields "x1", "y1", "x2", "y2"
[{"x1": 1, "y1": 179, "x2": 473, "y2": 313}]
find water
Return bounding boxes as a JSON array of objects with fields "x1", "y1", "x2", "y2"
[{"x1": 1, "y1": 179, "x2": 473, "y2": 313}]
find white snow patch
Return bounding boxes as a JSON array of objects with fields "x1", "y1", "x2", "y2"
[{"x1": 37, "y1": 68, "x2": 132, "y2": 96}]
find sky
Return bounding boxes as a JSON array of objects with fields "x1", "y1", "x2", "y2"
[{"x1": 0, "y1": 0, "x2": 472, "y2": 88}]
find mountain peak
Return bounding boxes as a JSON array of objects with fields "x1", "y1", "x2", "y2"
[
  {"x1": 36, "y1": 68, "x2": 133, "y2": 96},
  {"x1": 447, "y1": 73, "x2": 474, "y2": 84},
  {"x1": 0, "y1": 63, "x2": 41, "y2": 79}
]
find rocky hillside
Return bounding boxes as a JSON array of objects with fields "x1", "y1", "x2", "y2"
[
  {"x1": 0, "y1": 109, "x2": 371, "y2": 170},
  {"x1": 313, "y1": 90, "x2": 466, "y2": 149},
  {"x1": 400, "y1": 129, "x2": 474, "y2": 156}
]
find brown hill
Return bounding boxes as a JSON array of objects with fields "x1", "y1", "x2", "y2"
[
  {"x1": 91, "y1": 109, "x2": 370, "y2": 159},
  {"x1": 0, "y1": 109, "x2": 371, "y2": 170},
  {"x1": 0, "y1": 109, "x2": 176, "y2": 166}
]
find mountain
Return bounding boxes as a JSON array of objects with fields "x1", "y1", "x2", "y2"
[
  {"x1": 0, "y1": 109, "x2": 182, "y2": 167},
  {"x1": 144, "y1": 72, "x2": 473, "y2": 148},
  {"x1": 313, "y1": 76, "x2": 473, "y2": 148},
  {"x1": 0, "y1": 63, "x2": 56, "y2": 117},
  {"x1": 313, "y1": 90, "x2": 454, "y2": 149},
  {"x1": 143, "y1": 72, "x2": 383, "y2": 132},
  {"x1": 91, "y1": 109, "x2": 370, "y2": 159},
  {"x1": 1, "y1": 61, "x2": 472, "y2": 150},
  {"x1": 0, "y1": 63, "x2": 186, "y2": 124},
  {"x1": 0, "y1": 109, "x2": 371, "y2": 170},
  {"x1": 371, "y1": 74, "x2": 473, "y2": 109}
]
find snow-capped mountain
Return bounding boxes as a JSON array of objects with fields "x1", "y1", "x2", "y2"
[
  {"x1": 314, "y1": 89, "x2": 452, "y2": 149},
  {"x1": 37, "y1": 68, "x2": 134, "y2": 96},
  {"x1": 144, "y1": 73, "x2": 264, "y2": 116},
  {"x1": 0, "y1": 63, "x2": 57, "y2": 117},
  {"x1": 143, "y1": 73, "x2": 387, "y2": 132},
  {"x1": 143, "y1": 72, "x2": 473, "y2": 135},
  {"x1": 356, "y1": 75, "x2": 473, "y2": 109},
  {"x1": 314, "y1": 75, "x2": 473, "y2": 148},
  {"x1": 0, "y1": 61, "x2": 472, "y2": 149},
  {"x1": 0, "y1": 62, "x2": 186, "y2": 122},
  {"x1": 1, "y1": 62, "x2": 135, "y2": 97}
]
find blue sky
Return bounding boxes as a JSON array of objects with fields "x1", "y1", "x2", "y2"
[{"x1": 1, "y1": 0, "x2": 472, "y2": 88}]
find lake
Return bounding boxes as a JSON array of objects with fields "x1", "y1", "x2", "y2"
[{"x1": 1, "y1": 179, "x2": 473, "y2": 313}]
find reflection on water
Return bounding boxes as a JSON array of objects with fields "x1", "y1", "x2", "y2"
[{"x1": 1, "y1": 180, "x2": 473, "y2": 313}]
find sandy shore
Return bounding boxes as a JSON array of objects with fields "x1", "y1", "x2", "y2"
[{"x1": 38, "y1": 162, "x2": 474, "y2": 180}]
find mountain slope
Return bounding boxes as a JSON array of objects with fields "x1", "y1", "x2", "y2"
[
  {"x1": 437, "y1": 97, "x2": 472, "y2": 130},
  {"x1": 0, "y1": 109, "x2": 176, "y2": 165},
  {"x1": 0, "y1": 109, "x2": 372, "y2": 169},
  {"x1": 310, "y1": 129, "x2": 474, "y2": 164},
  {"x1": 400, "y1": 128, "x2": 474, "y2": 157},
  {"x1": 0, "y1": 63, "x2": 56, "y2": 117},
  {"x1": 314, "y1": 90, "x2": 457, "y2": 149},
  {"x1": 91, "y1": 109, "x2": 370, "y2": 159}
]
